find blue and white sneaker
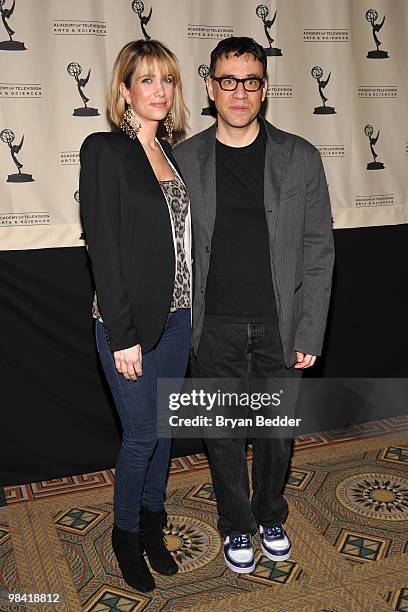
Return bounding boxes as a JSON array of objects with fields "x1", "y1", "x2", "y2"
[
  {"x1": 223, "y1": 533, "x2": 255, "y2": 574},
  {"x1": 259, "y1": 524, "x2": 291, "y2": 561}
]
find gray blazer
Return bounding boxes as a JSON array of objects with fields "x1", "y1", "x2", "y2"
[{"x1": 173, "y1": 117, "x2": 334, "y2": 367}]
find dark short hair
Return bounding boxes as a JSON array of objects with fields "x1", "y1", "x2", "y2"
[{"x1": 209, "y1": 37, "x2": 267, "y2": 77}]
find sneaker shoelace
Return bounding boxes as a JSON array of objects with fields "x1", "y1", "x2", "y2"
[
  {"x1": 230, "y1": 534, "x2": 251, "y2": 549},
  {"x1": 264, "y1": 526, "x2": 284, "y2": 539}
]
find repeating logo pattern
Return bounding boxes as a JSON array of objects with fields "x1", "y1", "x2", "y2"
[{"x1": 0, "y1": 1, "x2": 405, "y2": 249}]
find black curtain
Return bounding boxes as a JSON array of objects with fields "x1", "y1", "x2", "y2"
[{"x1": 1, "y1": 224, "x2": 407, "y2": 487}]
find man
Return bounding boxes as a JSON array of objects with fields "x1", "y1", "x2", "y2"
[{"x1": 173, "y1": 37, "x2": 334, "y2": 574}]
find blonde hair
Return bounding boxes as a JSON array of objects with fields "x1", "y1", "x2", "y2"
[{"x1": 108, "y1": 39, "x2": 188, "y2": 133}]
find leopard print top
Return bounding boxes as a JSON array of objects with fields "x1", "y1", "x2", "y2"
[{"x1": 159, "y1": 174, "x2": 191, "y2": 311}]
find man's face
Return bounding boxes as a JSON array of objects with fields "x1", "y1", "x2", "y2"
[{"x1": 206, "y1": 52, "x2": 267, "y2": 130}]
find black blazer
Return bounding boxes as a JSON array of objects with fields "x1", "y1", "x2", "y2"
[{"x1": 79, "y1": 130, "x2": 180, "y2": 353}]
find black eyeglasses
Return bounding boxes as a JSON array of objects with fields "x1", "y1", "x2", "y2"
[{"x1": 211, "y1": 76, "x2": 265, "y2": 92}]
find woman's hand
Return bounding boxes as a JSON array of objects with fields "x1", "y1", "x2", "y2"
[{"x1": 113, "y1": 345, "x2": 143, "y2": 381}]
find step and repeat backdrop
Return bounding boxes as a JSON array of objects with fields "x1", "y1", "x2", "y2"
[{"x1": 0, "y1": 0, "x2": 407, "y2": 250}]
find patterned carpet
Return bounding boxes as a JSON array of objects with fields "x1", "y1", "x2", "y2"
[{"x1": 0, "y1": 417, "x2": 407, "y2": 611}]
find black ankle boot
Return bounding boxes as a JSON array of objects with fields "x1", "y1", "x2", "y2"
[
  {"x1": 139, "y1": 507, "x2": 178, "y2": 576},
  {"x1": 112, "y1": 525, "x2": 155, "y2": 592}
]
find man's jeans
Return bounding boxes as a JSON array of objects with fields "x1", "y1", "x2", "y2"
[
  {"x1": 192, "y1": 314, "x2": 301, "y2": 537},
  {"x1": 96, "y1": 309, "x2": 191, "y2": 532}
]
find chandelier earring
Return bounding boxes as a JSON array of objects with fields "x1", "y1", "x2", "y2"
[
  {"x1": 120, "y1": 104, "x2": 142, "y2": 140},
  {"x1": 164, "y1": 110, "x2": 174, "y2": 143}
]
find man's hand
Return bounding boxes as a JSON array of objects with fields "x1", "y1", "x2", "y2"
[
  {"x1": 294, "y1": 352, "x2": 316, "y2": 369},
  {"x1": 114, "y1": 344, "x2": 143, "y2": 381}
]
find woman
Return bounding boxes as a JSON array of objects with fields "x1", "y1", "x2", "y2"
[{"x1": 79, "y1": 40, "x2": 191, "y2": 593}]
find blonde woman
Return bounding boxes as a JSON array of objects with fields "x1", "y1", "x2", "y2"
[{"x1": 80, "y1": 40, "x2": 191, "y2": 593}]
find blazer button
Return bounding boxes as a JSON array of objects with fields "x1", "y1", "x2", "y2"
[{"x1": 200, "y1": 286, "x2": 204, "y2": 293}]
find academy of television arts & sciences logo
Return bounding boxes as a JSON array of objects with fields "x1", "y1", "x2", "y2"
[
  {"x1": 364, "y1": 124, "x2": 384, "y2": 170},
  {"x1": 132, "y1": 0, "x2": 152, "y2": 41},
  {"x1": 366, "y1": 9, "x2": 389, "y2": 59},
  {"x1": 1, "y1": 128, "x2": 34, "y2": 182},
  {"x1": 197, "y1": 64, "x2": 215, "y2": 117},
  {"x1": 67, "y1": 62, "x2": 100, "y2": 116},
  {"x1": 311, "y1": 66, "x2": 336, "y2": 114},
  {"x1": 0, "y1": 0, "x2": 26, "y2": 50},
  {"x1": 256, "y1": 5, "x2": 282, "y2": 56}
]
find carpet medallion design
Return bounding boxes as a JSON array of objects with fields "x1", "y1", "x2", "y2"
[
  {"x1": 336, "y1": 473, "x2": 408, "y2": 520},
  {"x1": 163, "y1": 516, "x2": 221, "y2": 572}
]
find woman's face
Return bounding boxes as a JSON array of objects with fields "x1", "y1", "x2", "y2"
[{"x1": 120, "y1": 58, "x2": 174, "y2": 123}]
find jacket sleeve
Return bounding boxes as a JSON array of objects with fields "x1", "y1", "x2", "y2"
[
  {"x1": 293, "y1": 148, "x2": 335, "y2": 356},
  {"x1": 79, "y1": 133, "x2": 140, "y2": 351}
]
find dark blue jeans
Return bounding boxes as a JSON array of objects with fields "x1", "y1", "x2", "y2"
[
  {"x1": 96, "y1": 309, "x2": 191, "y2": 532},
  {"x1": 192, "y1": 314, "x2": 301, "y2": 537}
]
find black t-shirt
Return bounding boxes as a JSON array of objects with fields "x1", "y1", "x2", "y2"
[{"x1": 205, "y1": 121, "x2": 277, "y2": 320}]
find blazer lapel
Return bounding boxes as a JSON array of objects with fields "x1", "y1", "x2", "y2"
[
  {"x1": 194, "y1": 120, "x2": 290, "y2": 243},
  {"x1": 197, "y1": 125, "x2": 217, "y2": 236},
  {"x1": 263, "y1": 119, "x2": 290, "y2": 245}
]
